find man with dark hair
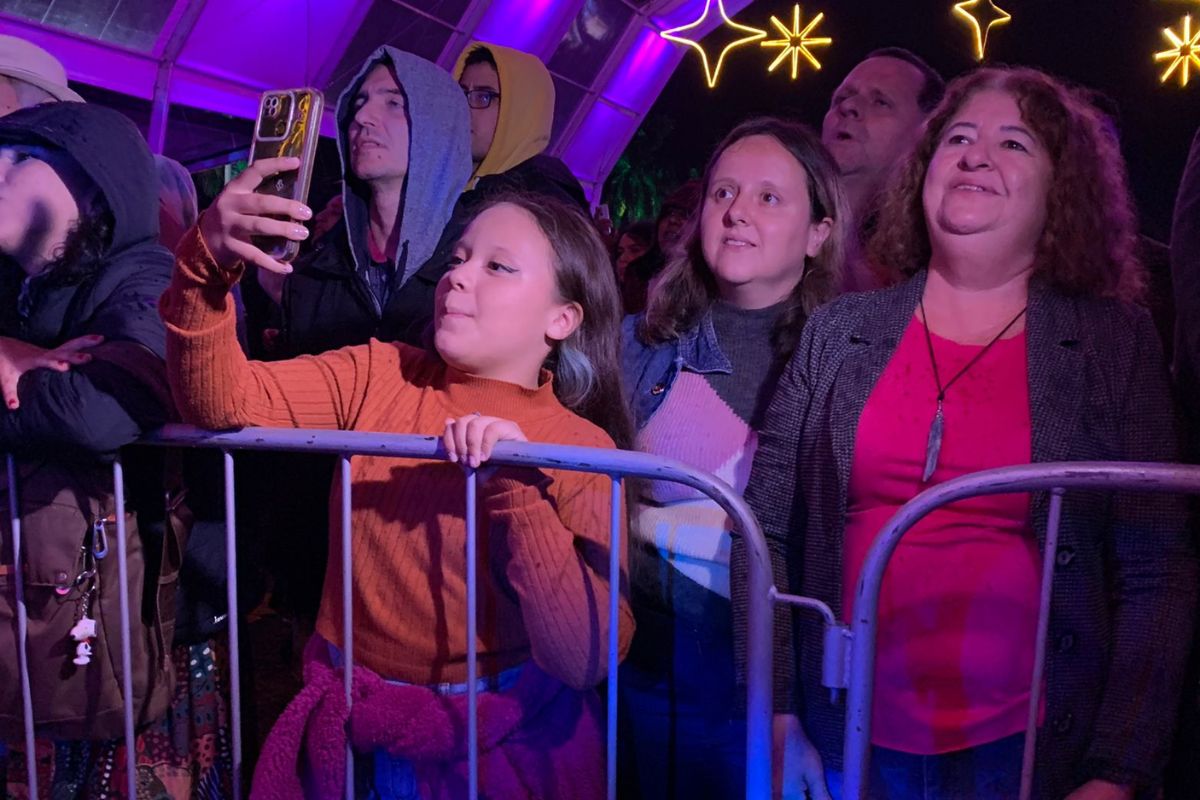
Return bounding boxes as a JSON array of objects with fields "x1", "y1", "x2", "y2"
[{"x1": 822, "y1": 47, "x2": 944, "y2": 290}]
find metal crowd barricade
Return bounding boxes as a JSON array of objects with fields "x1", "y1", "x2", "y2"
[
  {"x1": 6, "y1": 425, "x2": 779, "y2": 800},
  {"x1": 828, "y1": 462, "x2": 1200, "y2": 800}
]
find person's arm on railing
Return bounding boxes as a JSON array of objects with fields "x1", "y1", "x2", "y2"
[
  {"x1": 0, "y1": 338, "x2": 167, "y2": 456},
  {"x1": 444, "y1": 414, "x2": 635, "y2": 690},
  {"x1": 1080, "y1": 310, "x2": 1198, "y2": 793},
  {"x1": 0, "y1": 249, "x2": 173, "y2": 456},
  {"x1": 159, "y1": 158, "x2": 368, "y2": 431}
]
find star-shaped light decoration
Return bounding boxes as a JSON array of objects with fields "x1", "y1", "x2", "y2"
[
  {"x1": 952, "y1": 0, "x2": 1012, "y2": 61},
  {"x1": 1156, "y1": 15, "x2": 1200, "y2": 87},
  {"x1": 761, "y1": 4, "x2": 832, "y2": 80},
  {"x1": 660, "y1": 0, "x2": 767, "y2": 89}
]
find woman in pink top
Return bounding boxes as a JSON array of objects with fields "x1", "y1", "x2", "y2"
[{"x1": 740, "y1": 66, "x2": 1195, "y2": 800}]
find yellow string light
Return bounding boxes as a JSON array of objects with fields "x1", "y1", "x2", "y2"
[
  {"x1": 952, "y1": 0, "x2": 1012, "y2": 61},
  {"x1": 1156, "y1": 14, "x2": 1200, "y2": 87},
  {"x1": 660, "y1": 0, "x2": 767, "y2": 89},
  {"x1": 761, "y1": 4, "x2": 832, "y2": 80}
]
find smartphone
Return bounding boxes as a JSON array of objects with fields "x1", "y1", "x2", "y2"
[{"x1": 248, "y1": 87, "x2": 324, "y2": 263}]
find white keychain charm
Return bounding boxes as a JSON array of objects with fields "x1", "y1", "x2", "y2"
[{"x1": 69, "y1": 568, "x2": 99, "y2": 668}]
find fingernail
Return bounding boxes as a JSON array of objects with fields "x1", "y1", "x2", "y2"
[
  {"x1": 299, "y1": 206, "x2": 313, "y2": 219},
  {"x1": 470, "y1": 455, "x2": 480, "y2": 468},
  {"x1": 292, "y1": 226, "x2": 309, "y2": 239},
  {"x1": 447, "y1": 452, "x2": 457, "y2": 463}
]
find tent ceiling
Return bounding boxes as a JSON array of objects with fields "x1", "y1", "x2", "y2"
[
  {"x1": 0, "y1": 0, "x2": 744, "y2": 199},
  {"x1": 0, "y1": 0, "x2": 743, "y2": 197}
]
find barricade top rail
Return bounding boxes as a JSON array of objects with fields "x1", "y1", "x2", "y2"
[{"x1": 139, "y1": 425, "x2": 758, "y2": 508}]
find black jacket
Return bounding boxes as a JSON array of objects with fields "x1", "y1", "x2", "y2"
[
  {"x1": 0, "y1": 103, "x2": 172, "y2": 458},
  {"x1": 279, "y1": 152, "x2": 588, "y2": 356}
]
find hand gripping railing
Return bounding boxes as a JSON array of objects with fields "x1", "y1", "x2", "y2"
[
  {"x1": 840, "y1": 461, "x2": 1200, "y2": 800},
  {"x1": 7, "y1": 425, "x2": 777, "y2": 800}
]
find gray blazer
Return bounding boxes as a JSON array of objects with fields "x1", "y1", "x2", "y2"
[{"x1": 736, "y1": 271, "x2": 1196, "y2": 797}]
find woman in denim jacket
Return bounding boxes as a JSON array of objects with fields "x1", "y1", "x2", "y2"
[{"x1": 616, "y1": 117, "x2": 848, "y2": 799}]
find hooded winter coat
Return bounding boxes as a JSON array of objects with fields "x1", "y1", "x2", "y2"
[
  {"x1": 278, "y1": 47, "x2": 471, "y2": 356},
  {"x1": 0, "y1": 102, "x2": 172, "y2": 456}
]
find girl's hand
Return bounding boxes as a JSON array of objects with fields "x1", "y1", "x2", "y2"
[
  {"x1": 442, "y1": 413, "x2": 528, "y2": 469},
  {"x1": 198, "y1": 156, "x2": 312, "y2": 274}
]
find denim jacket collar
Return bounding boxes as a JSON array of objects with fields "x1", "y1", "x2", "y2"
[{"x1": 676, "y1": 309, "x2": 734, "y2": 375}]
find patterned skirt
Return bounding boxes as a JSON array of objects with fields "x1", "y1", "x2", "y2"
[{"x1": 1, "y1": 639, "x2": 233, "y2": 799}]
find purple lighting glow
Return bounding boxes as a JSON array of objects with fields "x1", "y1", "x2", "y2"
[
  {"x1": 472, "y1": 0, "x2": 583, "y2": 59},
  {"x1": 602, "y1": 27, "x2": 679, "y2": 114}
]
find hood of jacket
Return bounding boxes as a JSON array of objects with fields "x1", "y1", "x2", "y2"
[
  {"x1": 0, "y1": 102, "x2": 162, "y2": 255},
  {"x1": 336, "y1": 46, "x2": 471, "y2": 288},
  {"x1": 0, "y1": 103, "x2": 172, "y2": 354},
  {"x1": 454, "y1": 42, "x2": 554, "y2": 188}
]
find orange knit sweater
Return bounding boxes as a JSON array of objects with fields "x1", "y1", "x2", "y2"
[{"x1": 160, "y1": 227, "x2": 633, "y2": 690}]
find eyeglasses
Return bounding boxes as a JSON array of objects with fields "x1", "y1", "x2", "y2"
[{"x1": 464, "y1": 89, "x2": 500, "y2": 110}]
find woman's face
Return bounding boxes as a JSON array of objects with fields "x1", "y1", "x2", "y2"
[
  {"x1": 615, "y1": 233, "x2": 649, "y2": 277},
  {"x1": 434, "y1": 203, "x2": 581, "y2": 386},
  {"x1": 700, "y1": 134, "x2": 832, "y2": 309},
  {"x1": 0, "y1": 146, "x2": 80, "y2": 275},
  {"x1": 922, "y1": 89, "x2": 1052, "y2": 261}
]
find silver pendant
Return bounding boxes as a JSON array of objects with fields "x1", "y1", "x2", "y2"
[{"x1": 923, "y1": 400, "x2": 944, "y2": 483}]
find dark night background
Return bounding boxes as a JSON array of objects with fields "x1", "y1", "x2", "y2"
[{"x1": 605, "y1": 0, "x2": 1200, "y2": 242}]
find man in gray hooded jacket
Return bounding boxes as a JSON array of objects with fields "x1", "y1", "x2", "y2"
[
  {"x1": 274, "y1": 47, "x2": 471, "y2": 357},
  {"x1": 240, "y1": 49, "x2": 471, "y2": 631}
]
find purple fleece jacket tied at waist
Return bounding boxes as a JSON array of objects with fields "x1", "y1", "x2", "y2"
[{"x1": 250, "y1": 636, "x2": 605, "y2": 800}]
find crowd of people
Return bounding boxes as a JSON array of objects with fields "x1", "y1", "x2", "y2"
[{"x1": 0, "y1": 27, "x2": 1196, "y2": 800}]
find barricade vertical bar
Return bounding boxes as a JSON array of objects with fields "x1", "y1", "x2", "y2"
[
  {"x1": 223, "y1": 451, "x2": 244, "y2": 799},
  {"x1": 112, "y1": 458, "x2": 138, "y2": 800},
  {"x1": 466, "y1": 468, "x2": 479, "y2": 800},
  {"x1": 1019, "y1": 488, "x2": 1064, "y2": 800},
  {"x1": 8, "y1": 455, "x2": 38, "y2": 800},
  {"x1": 340, "y1": 455, "x2": 354, "y2": 800},
  {"x1": 746, "y1": 526, "x2": 773, "y2": 799},
  {"x1": 607, "y1": 475, "x2": 622, "y2": 800}
]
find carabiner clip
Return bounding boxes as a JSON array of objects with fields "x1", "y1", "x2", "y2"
[{"x1": 91, "y1": 518, "x2": 109, "y2": 560}]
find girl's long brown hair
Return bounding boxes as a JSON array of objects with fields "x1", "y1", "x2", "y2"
[{"x1": 468, "y1": 193, "x2": 634, "y2": 450}]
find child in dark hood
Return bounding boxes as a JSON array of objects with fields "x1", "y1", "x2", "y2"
[
  {"x1": 0, "y1": 102, "x2": 232, "y2": 799},
  {"x1": 0, "y1": 101, "x2": 169, "y2": 454}
]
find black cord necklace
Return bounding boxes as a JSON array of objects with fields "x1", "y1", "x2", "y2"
[{"x1": 918, "y1": 296, "x2": 1028, "y2": 482}]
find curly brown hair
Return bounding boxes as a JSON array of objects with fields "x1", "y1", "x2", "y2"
[
  {"x1": 639, "y1": 116, "x2": 848, "y2": 364},
  {"x1": 866, "y1": 65, "x2": 1145, "y2": 302}
]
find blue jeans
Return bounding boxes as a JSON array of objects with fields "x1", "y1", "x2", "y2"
[
  {"x1": 617, "y1": 563, "x2": 745, "y2": 799},
  {"x1": 824, "y1": 733, "x2": 1025, "y2": 800}
]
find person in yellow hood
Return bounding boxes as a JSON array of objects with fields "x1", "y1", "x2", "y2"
[{"x1": 454, "y1": 42, "x2": 587, "y2": 209}]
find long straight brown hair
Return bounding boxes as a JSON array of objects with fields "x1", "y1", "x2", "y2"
[
  {"x1": 638, "y1": 116, "x2": 848, "y2": 364},
  {"x1": 465, "y1": 192, "x2": 635, "y2": 450}
]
